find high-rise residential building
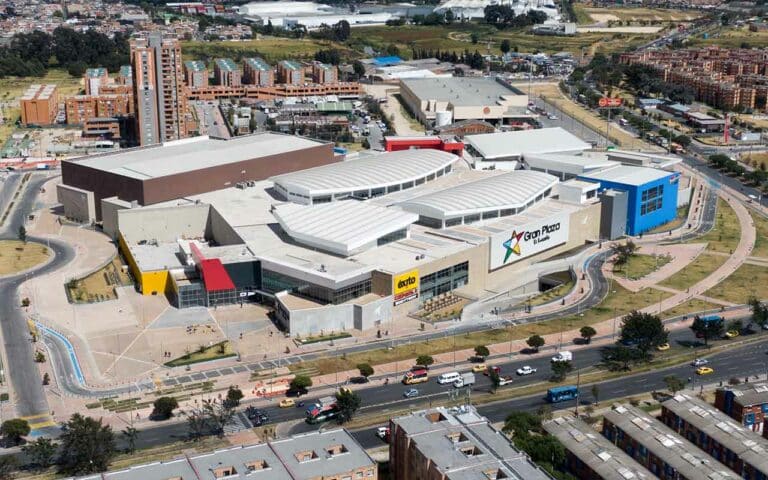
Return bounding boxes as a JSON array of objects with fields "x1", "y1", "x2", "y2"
[
  {"x1": 278, "y1": 60, "x2": 305, "y2": 85},
  {"x1": 117, "y1": 65, "x2": 133, "y2": 86},
  {"x1": 214, "y1": 58, "x2": 242, "y2": 87},
  {"x1": 244, "y1": 57, "x2": 274, "y2": 86},
  {"x1": 84, "y1": 67, "x2": 109, "y2": 95},
  {"x1": 131, "y1": 33, "x2": 187, "y2": 146},
  {"x1": 184, "y1": 60, "x2": 209, "y2": 88},
  {"x1": 312, "y1": 63, "x2": 337, "y2": 84},
  {"x1": 20, "y1": 84, "x2": 59, "y2": 126}
]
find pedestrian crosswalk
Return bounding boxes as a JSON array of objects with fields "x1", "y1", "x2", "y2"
[{"x1": 224, "y1": 411, "x2": 251, "y2": 434}]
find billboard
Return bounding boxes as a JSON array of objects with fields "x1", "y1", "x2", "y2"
[
  {"x1": 489, "y1": 213, "x2": 570, "y2": 270},
  {"x1": 598, "y1": 97, "x2": 623, "y2": 108},
  {"x1": 393, "y1": 269, "x2": 419, "y2": 306}
]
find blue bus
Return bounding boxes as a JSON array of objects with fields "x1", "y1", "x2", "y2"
[
  {"x1": 698, "y1": 314, "x2": 723, "y2": 323},
  {"x1": 547, "y1": 386, "x2": 579, "y2": 403}
]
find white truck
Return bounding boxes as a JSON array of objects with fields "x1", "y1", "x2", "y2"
[
  {"x1": 454, "y1": 372, "x2": 476, "y2": 388},
  {"x1": 498, "y1": 376, "x2": 514, "y2": 386},
  {"x1": 551, "y1": 351, "x2": 573, "y2": 362}
]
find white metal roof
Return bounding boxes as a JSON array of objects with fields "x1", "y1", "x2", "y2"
[
  {"x1": 466, "y1": 128, "x2": 591, "y2": 160},
  {"x1": 524, "y1": 153, "x2": 617, "y2": 175},
  {"x1": 399, "y1": 170, "x2": 558, "y2": 220},
  {"x1": 271, "y1": 150, "x2": 457, "y2": 197},
  {"x1": 580, "y1": 165, "x2": 675, "y2": 187},
  {"x1": 274, "y1": 201, "x2": 418, "y2": 256},
  {"x1": 69, "y1": 134, "x2": 326, "y2": 180}
]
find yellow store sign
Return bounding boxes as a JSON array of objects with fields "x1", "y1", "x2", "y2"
[{"x1": 393, "y1": 269, "x2": 419, "y2": 305}]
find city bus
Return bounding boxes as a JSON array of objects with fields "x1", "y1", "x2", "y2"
[
  {"x1": 546, "y1": 385, "x2": 579, "y2": 403},
  {"x1": 402, "y1": 368, "x2": 429, "y2": 385}
]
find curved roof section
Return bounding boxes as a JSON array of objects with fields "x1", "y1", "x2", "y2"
[
  {"x1": 271, "y1": 150, "x2": 457, "y2": 197},
  {"x1": 274, "y1": 202, "x2": 418, "y2": 256},
  {"x1": 399, "y1": 170, "x2": 558, "y2": 220}
]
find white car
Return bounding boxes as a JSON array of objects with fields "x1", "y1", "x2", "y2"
[
  {"x1": 548, "y1": 114, "x2": 558, "y2": 120},
  {"x1": 376, "y1": 426, "x2": 389, "y2": 439},
  {"x1": 516, "y1": 366, "x2": 537, "y2": 376},
  {"x1": 692, "y1": 358, "x2": 709, "y2": 367}
]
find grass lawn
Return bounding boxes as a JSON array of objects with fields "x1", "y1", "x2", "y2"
[
  {"x1": 704, "y1": 263, "x2": 768, "y2": 304},
  {"x1": 527, "y1": 272, "x2": 574, "y2": 307},
  {"x1": 289, "y1": 284, "x2": 673, "y2": 376},
  {"x1": 0, "y1": 240, "x2": 50, "y2": 276},
  {"x1": 688, "y1": 26, "x2": 768, "y2": 49},
  {"x1": 662, "y1": 297, "x2": 720, "y2": 318},
  {"x1": 647, "y1": 205, "x2": 689, "y2": 234},
  {"x1": 0, "y1": 69, "x2": 81, "y2": 146},
  {"x1": 658, "y1": 252, "x2": 728, "y2": 291},
  {"x1": 348, "y1": 24, "x2": 652, "y2": 57},
  {"x1": 697, "y1": 198, "x2": 741, "y2": 253},
  {"x1": 581, "y1": 6, "x2": 702, "y2": 22},
  {"x1": 527, "y1": 83, "x2": 647, "y2": 148},
  {"x1": 181, "y1": 38, "x2": 357, "y2": 63},
  {"x1": 66, "y1": 256, "x2": 132, "y2": 303},
  {"x1": 750, "y1": 210, "x2": 768, "y2": 259},
  {"x1": 572, "y1": 3, "x2": 594, "y2": 24},
  {"x1": 165, "y1": 341, "x2": 235, "y2": 367},
  {"x1": 614, "y1": 253, "x2": 671, "y2": 280}
]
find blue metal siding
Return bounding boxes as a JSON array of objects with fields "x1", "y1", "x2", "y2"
[{"x1": 579, "y1": 173, "x2": 678, "y2": 235}]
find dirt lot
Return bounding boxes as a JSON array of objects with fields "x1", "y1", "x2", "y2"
[
  {"x1": 582, "y1": 6, "x2": 703, "y2": 23},
  {"x1": 0, "y1": 240, "x2": 50, "y2": 276}
]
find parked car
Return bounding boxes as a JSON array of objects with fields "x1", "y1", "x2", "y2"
[
  {"x1": 349, "y1": 376, "x2": 369, "y2": 384},
  {"x1": 403, "y1": 388, "x2": 419, "y2": 398},
  {"x1": 516, "y1": 366, "x2": 537, "y2": 376}
]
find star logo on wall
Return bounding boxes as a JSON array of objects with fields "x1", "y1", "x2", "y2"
[{"x1": 503, "y1": 230, "x2": 525, "y2": 263}]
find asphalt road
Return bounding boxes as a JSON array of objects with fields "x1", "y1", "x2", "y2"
[
  {"x1": 126, "y1": 314, "x2": 760, "y2": 450},
  {"x1": 0, "y1": 173, "x2": 75, "y2": 419}
]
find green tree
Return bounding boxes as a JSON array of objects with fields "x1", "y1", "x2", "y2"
[
  {"x1": 17, "y1": 225, "x2": 26, "y2": 243},
  {"x1": 489, "y1": 368, "x2": 501, "y2": 393},
  {"x1": 57, "y1": 414, "x2": 116, "y2": 475},
  {"x1": 526, "y1": 334, "x2": 545, "y2": 352},
  {"x1": 690, "y1": 315, "x2": 724, "y2": 346},
  {"x1": 549, "y1": 360, "x2": 573, "y2": 382},
  {"x1": 121, "y1": 426, "x2": 138, "y2": 455},
  {"x1": 352, "y1": 60, "x2": 366, "y2": 79},
  {"x1": 502, "y1": 411, "x2": 541, "y2": 437},
  {"x1": 471, "y1": 32, "x2": 479, "y2": 44},
  {"x1": 620, "y1": 311, "x2": 668, "y2": 355},
  {"x1": 664, "y1": 374, "x2": 685, "y2": 394},
  {"x1": 22, "y1": 437, "x2": 56, "y2": 469},
  {"x1": 601, "y1": 345, "x2": 643, "y2": 371},
  {"x1": 500, "y1": 39, "x2": 512, "y2": 54},
  {"x1": 474, "y1": 345, "x2": 490, "y2": 358},
  {"x1": 613, "y1": 240, "x2": 638, "y2": 266},
  {"x1": 225, "y1": 386, "x2": 244, "y2": 408},
  {"x1": 750, "y1": 297, "x2": 768, "y2": 328},
  {"x1": 34, "y1": 351, "x2": 45, "y2": 363},
  {"x1": 151, "y1": 396, "x2": 178, "y2": 420},
  {"x1": 357, "y1": 363, "x2": 374, "y2": 378},
  {"x1": 579, "y1": 325, "x2": 597, "y2": 344},
  {"x1": 290, "y1": 374, "x2": 313, "y2": 393},
  {"x1": 445, "y1": 8, "x2": 455, "y2": 24},
  {"x1": 673, "y1": 134, "x2": 691, "y2": 147},
  {"x1": 0, "y1": 457, "x2": 17, "y2": 480},
  {"x1": 415, "y1": 355, "x2": 434, "y2": 367},
  {"x1": 0, "y1": 419, "x2": 30, "y2": 446},
  {"x1": 335, "y1": 389, "x2": 361, "y2": 424}
]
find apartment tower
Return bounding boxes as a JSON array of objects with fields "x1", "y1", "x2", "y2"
[{"x1": 131, "y1": 33, "x2": 187, "y2": 146}]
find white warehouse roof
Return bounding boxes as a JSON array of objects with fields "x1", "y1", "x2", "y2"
[
  {"x1": 466, "y1": 127, "x2": 591, "y2": 160},
  {"x1": 524, "y1": 153, "x2": 617, "y2": 176},
  {"x1": 580, "y1": 164, "x2": 675, "y2": 187},
  {"x1": 274, "y1": 201, "x2": 418, "y2": 256},
  {"x1": 271, "y1": 150, "x2": 457, "y2": 199},
  {"x1": 399, "y1": 170, "x2": 558, "y2": 220}
]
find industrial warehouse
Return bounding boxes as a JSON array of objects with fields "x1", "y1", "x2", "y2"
[{"x1": 57, "y1": 130, "x2": 683, "y2": 336}]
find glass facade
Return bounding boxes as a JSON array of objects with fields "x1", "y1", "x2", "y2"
[
  {"x1": 641, "y1": 184, "x2": 664, "y2": 216},
  {"x1": 176, "y1": 282, "x2": 206, "y2": 309},
  {"x1": 420, "y1": 261, "x2": 469, "y2": 302},
  {"x1": 262, "y1": 269, "x2": 371, "y2": 305}
]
